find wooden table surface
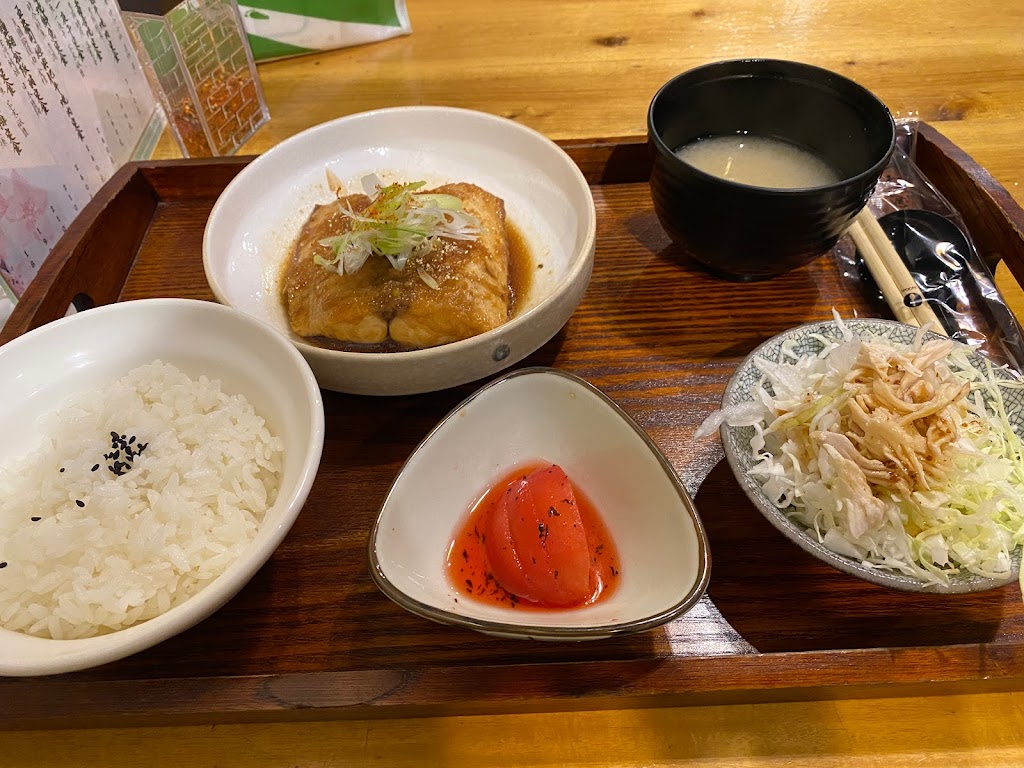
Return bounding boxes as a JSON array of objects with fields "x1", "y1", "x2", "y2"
[{"x1": 14, "y1": 0, "x2": 1024, "y2": 763}]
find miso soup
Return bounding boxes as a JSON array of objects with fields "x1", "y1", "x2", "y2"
[{"x1": 674, "y1": 134, "x2": 840, "y2": 189}]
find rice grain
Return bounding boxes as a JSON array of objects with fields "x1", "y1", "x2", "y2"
[{"x1": 0, "y1": 361, "x2": 284, "y2": 639}]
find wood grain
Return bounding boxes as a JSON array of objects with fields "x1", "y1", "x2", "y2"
[
  {"x1": 6, "y1": 691, "x2": 1024, "y2": 767},
  {"x1": 915, "y1": 124, "x2": 1024, "y2": 281},
  {"x1": 148, "y1": 1, "x2": 1024, "y2": 207},
  {"x1": 3, "y1": 131, "x2": 1024, "y2": 729}
]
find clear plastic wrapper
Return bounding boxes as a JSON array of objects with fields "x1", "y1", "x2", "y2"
[{"x1": 834, "y1": 119, "x2": 1024, "y2": 370}]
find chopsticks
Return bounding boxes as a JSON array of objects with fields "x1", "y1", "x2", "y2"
[{"x1": 847, "y1": 209, "x2": 948, "y2": 335}]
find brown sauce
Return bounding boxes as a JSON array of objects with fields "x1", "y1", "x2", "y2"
[
  {"x1": 505, "y1": 222, "x2": 533, "y2": 319},
  {"x1": 286, "y1": 221, "x2": 534, "y2": 354}
]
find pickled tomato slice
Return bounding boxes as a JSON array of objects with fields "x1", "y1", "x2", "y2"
[{"x1": 485, "y1": 464, "x2": 591, "y2": 606}]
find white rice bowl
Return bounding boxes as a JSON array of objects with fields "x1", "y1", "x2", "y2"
[
  {"x1": 0, "y1": 298, "x2": 323, "y2": 676},
  {"x1": 0, "y1": 361, "x2": 283, "y2": 640}
]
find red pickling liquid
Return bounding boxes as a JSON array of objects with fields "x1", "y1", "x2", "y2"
[{"x1": 446, "y1": 463, "x2": 621, "y2": 610}]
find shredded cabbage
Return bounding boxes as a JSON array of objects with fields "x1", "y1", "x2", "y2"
[
  {"x1": 706, "y1": 325, "x2": 1024, "y2": 586},
  {"x1": 314, "y1": 173, "x2": 481, "y2": 280}
]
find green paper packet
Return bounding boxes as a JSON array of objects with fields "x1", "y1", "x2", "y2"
[{"x1": 239, "y1": 0, "x2": 410, "y2": 61}]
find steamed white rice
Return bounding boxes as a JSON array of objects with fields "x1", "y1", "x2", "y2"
[{"x1": 0, "y1": 361, "x2": 284, "y2": 639}]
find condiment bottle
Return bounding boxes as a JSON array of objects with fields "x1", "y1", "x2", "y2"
[{"x1": 120, "y1": 0, "x2": 269, "y2": 157}]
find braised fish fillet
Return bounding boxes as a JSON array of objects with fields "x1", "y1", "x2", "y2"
[
  {"x1": 281, "y1": 198, "x2": 390, "y2": 344},
  {"x1": 281, "y1": 182, "x2": 510, "y2": 349},
  {"x1": 390, "y1": 183, "x2": 509, "y2": 347}
]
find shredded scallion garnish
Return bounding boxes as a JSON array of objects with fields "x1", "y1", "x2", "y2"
[{"x1": 315, "y1": 173, "x2": 480, "y2": 283}]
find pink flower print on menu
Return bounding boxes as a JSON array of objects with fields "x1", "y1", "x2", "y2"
[
  {"x1": 2, "y1": 170, "x2": 56, "y2": 245},
  {"x1": 0, "y1": 170, "x2": 60, "y2": 297}
]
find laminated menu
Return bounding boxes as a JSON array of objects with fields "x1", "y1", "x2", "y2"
[{"x1": 0, "y1": 0, "x2": 158, "y2": 299}]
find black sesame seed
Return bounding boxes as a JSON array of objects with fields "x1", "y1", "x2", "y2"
[
  {"x1": 75, "y1": 499, "x2": 85, "y2": 508},
  {"x1": 59, "y1": 467, "x2": 65, "y2": 473},
  {"x1": 110, "y1": 431, "x2": 118, "y2": 439},
  {"x1": 111, "y1": 450, "x2": 119, "y2": 460},
  {"x1": 0, "y1": 562, "x2": 6, "y2": 569},
  {"x1": 129, "y1": 436, "x2": 136, "y2": 445},
  {"x1": 30, "y1": 516, "x2": 41, "y2": 522},
  {"x1": 91, "y1": 464, "x2": 99, "y2": 472}
]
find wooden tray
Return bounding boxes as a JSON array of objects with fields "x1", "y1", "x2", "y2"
[{"x1": 3, "y1": 124, "x2": 1024, "y2": 730}]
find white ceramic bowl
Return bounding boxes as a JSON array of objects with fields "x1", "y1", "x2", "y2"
[
  {"x1": 720, "y1": 317, "x2": 1022, "y2": 593},
  {"x1": 369, "y1": 368, "x2": 711, "y2": 640},
  {"x1": 204, "y1": 106, "x2": 596, "y2": 395},
  {"x1": 0, "y1": 299, "x2": 324, "y2": 676}
]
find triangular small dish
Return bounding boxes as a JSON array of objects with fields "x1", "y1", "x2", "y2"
[{"x1": 368, "y1": 367, "x2": 710, "y2": 640}]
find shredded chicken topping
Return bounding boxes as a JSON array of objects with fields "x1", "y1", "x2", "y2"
[{"x1": 767, "y1": 338, "x2": 974, "y2": 539}]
